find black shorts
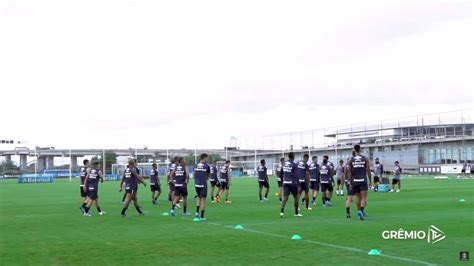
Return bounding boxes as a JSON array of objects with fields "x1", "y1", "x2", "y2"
[
  {"x1": 374, "y1": 176, "x2": 380, "y2": 183},
  {"x1": 283, "y1": 183, "x2": 298, "y2": 197},
  {"x1": 221, "y1": 181, "x2": 230, "y2": 190},
  {"x1": 80, "y1": 186, "x2": 87, "y2": 197},
  {"x1": 352, "y1": 182, "x2": 368, "y2": 194},
  {"x1": 259, "y1": 180, "x2": 269, "y2": 189},
  {"x1": 125, "y1": 185, "x2": 137, "y2": 195},
  {"x1": 299, "y1": 182, "x2": 309, "y2": 193},
  {"x1": 392, "y1": 179, "x2": 400, "y2": 185},
  {"x1": 87, "y1": 187, "x2": 98, "y2": 200},
  {"x1": 337, "y1": 179, "x2": 342, "y2": 185},
  {"x1": 277, "y1": 180, "x2": 283, "y2": 187},
  {"x1": 320, "y1": 183, "x2": 333, "y2": 192},
  {"x1": 174, "y1": 185, "x2": 188, "y2": 197},
  {"x1": 195, "y1": 186, "x2": 208, "y2": 198},
  {"x1": 150, "y1": 184, "x2": 161, "y2": 192},
  {"x1": 310, "y1": 181, "x2": 320, "y2": 191},
  {"x1": 210, "y1": 180, "x2": 220, "y2": 187}
]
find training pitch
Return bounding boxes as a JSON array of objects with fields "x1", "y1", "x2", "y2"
[{"x1": 1, "y1": 176, "x2": 473, "y2": 265}]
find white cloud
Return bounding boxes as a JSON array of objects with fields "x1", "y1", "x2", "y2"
[{"x1": 0, "y1": 0, "x2": 472, "y2": 150}]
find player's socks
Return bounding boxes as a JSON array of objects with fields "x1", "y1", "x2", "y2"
[
  {"x1": 305, "y1": 200, "x2": 309, "y2": 209},
  {"x1": 279, "y1": 197, "x2": 282, "y2": 202},
  {"x1": 135, "y1": 206, "x2": 143, "y2": 214},
  {"x1": 259, "y1": 194, "x2": 262, "y2": 201},
  {"x1": 265, "y1": 191, "x2": 269, "y2": 198},
  {"x1": 312, "y1": 197, "x2": 316, "y2": 203},
  {"x1": 121, "y1": 208, "x2": 127, "y2": 215},
  {"x1": 97, "y1": 207, "x2": 102, "y2": 213},
  {"x1": 360, "y1": 207, "x2": 366, "y2": 217},
  {"x1": 200, "y1": 210, "x2": 205, "y2": 218},
  {"x1": 183, "y1": 206, "x2": 187, "y2": 213},
  {"x1": 196, "y1": 206, "x2": 200, "y2": 214}
]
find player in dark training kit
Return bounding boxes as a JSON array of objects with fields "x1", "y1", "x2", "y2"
[
  {"x1": 276, "y1": 158, "x2": 284, "y2": 202},
  {"x1": 390, "y1": 161, "x2": 402, "y2": 193},
  {"x1": 194, "y1": 153, "x2": 211, "y2": 221},
  {"x1": 167, "y1": 157, "x2": 179, "y2": 203},
  {"x1": 82, "y1": 161, "x2": 105, "y2": 216},
  {"x1": 342, "y1": 151, "x2": 358, "y2": 218},
  {"x1": 209, "y1": 160, "x2": 220, "y2": 203},
  {"x1": 150, "y1": 163, "x2": 161, "y2": 204},
  {"x1": 79, "y1": 159, "x2": 90, "y2": 214},
  {"x1": 170, "y1": 157, "x2": 190, "y2": 216},
  {"x1": 119, "y1": 159, "x2": 147, "y2": 217},
  {"x1": 296, "y1": 154, "x2": 311, "y2": 211},
  {"x1": 280, "y1": 152, "x2": 303, "y2": 218},
  {"x1": 257, "y1": 159, "x2": 270, "y2": 202},
  {"x1": 319, "y1": 158, "x2": 334, "y2": 207},
  {"x1": 348, "y1": 145, "x2": 372, "y2": 220},
  {"x1": 309, "y1": 156, "x2": 320, "y2": 206},
  {"x1": 216, "y1": 160, "x2": 232, "y2": 204},
  {"x1": 373, "y1": 158, "x2": 384, "y2": 192},
  {"x1": 335, "y1": 160, "x2": 345, "y2": 196}
]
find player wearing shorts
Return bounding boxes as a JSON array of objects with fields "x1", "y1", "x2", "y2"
[
  {"x1": 150, "y1": 163, "x2": 161, "y2": 204},
  {"x1": 209, "y1": 160, "x2": 220, "y2": 203},
  {"x1": 321, "y1": 155, "x2": 334, "y2": 205},
  {"x1": 373, "y1": 158, "x2": 383, "y2": 192},
  {"x1": 257, "y1": 159, "x2": 270, "y2": 202},
  {"x1": 170, "y1": 157, "x2": 190, "y2": 216},
  {"x1": 319, "y1": 158, "x2": 334, "y2": 207},
  {"x1": 82, "y1": 161, "x2": 105, "y2": 216},
  {"x1": 309, "y1": 156, "x2": 320, "y2": 206},
  {"x1": 335, "y1": 160, "x2": 345, "y2": 196},
  {"x1": 342, "y1": 153, "x2": 355, "y2": 218},
  {"x1": 167, "y1": 157, "x2": 179, "y2": 202},
  {"x1": 216, "y1": 160, "x2": 232, "y2": 204},
  {"x1": 296, "y1": 154, "x2": 311, "y2": 211},
  {"x1": 119, "y1": 159, "x2": 147, "y2": 217},
  {"x1": 79, "y1": 159, "x2": 90, "y2": 214},
  {"x1": 276, "y1": 158, "x2": 285, "y2": 202},
  {"x1": 390, "y1": 161, "x2": 402, "y2": 192},
  {"x1": 348, "y1": 145, "x2": 372, "y2": 220},
  {"x1": 280, "y1": 152, "x2": 302, "y2": 218},
  {"x1": 193, "y1": 153, "x2": 211, "y2": 221}
]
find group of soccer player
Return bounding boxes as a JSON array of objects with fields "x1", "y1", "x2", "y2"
[
  {"x1": 78, "y1": 146, "x2": 402, "y2": 221},
  {"x1": 272, "y1": 145, "x2": 373, "y2": 220}
]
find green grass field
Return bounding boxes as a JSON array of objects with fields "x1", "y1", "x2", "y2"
[{"x1": 1, "y1": 176, "x2": 473, "y2": 265}]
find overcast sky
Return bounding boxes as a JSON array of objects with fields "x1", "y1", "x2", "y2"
[{"x1": 0, "y1": 0, "x2": 472, "y2": 150}]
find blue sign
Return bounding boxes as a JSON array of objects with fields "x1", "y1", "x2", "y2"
[{"x1": 18, "y1": 174, "x2": 54, "y2": 183}]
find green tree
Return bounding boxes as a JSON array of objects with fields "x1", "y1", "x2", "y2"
[{"x1": 91, "y1": 151, "x2": 117, "y2": 174}]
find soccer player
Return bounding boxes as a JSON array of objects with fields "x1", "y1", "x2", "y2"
[
  {"x1": 257, "y1": 159, "x2": 270, "y2": 202},
  {"x1": 342, "y1": 154, "x2": 354, "y2": 218},
  {"x1": 193, "y1": 153, "x2": 211, "y2": 221},
  {"x1": 150, "y1": 163, "x2": 161, "y2": 204},
  {"x1": 319, "y1": 157, "x2": 334, "y2": 207},
  {"x1": 373, "y1": 158, "x2": 384, "y2": 192},
  {"x1": 276, "y1": 157, "x2": 284, "y2": 202},
  {"x1": 347, "y1": 144, "x2": 372, "y2": 220},
  {"x1": 79, "y1": 159, "x2": 90, "y2": 213},
  {"x1": 167, "y1": 157, "x2": 179, "y2": 202},
  {"x1": 321, "y1": 155, "x2": 335, "y2": 205},
  {"x1": 170, "y1": 157, "x2": 190, "y2": 216},
  {"x1": 119, "y1": 159, "x2": 147, "y2": 217},
  {"x1": 121, "y1": 160, "x2": 141, "y2": 203},
  {"x1": 296, "y1": 154, "x2": 311, "y2": 211},
  {"x1": 335, "y1": 160, "x2": 345, "y2": 196},
  {"x1": 209, "y1": 160, "x2": 220, "y2": 203},
  {"x1": 390, "y1": 161, "x2": 402, "y2": 192},
  {"x1": 216, "y1": 160, "x2": 232, "y2": 204},
  {"x1": 280, "y1": 152, "x2": 302, "y2": 218},
  {"x1": 309, "y1": 156, "x2": 320, "y2": 206},
  {"x1": 82, "y1": 161, "x2": 105, "y2": 216}
]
